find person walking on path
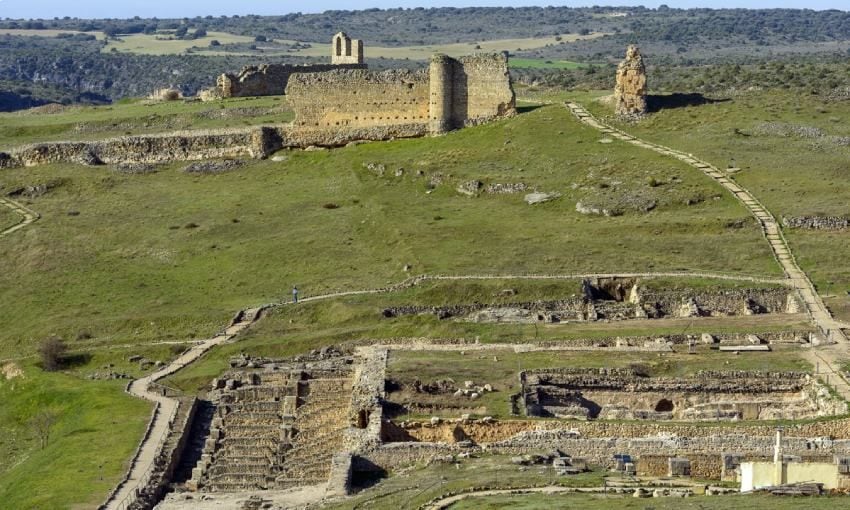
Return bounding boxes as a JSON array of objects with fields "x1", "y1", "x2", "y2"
[{"x1": 292, "y1": 286, "x2": 299, "y2": 304}]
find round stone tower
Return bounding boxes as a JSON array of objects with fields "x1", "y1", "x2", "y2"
[{"x1": 428, "y1": 54, "x2": 454, "y2": 135}]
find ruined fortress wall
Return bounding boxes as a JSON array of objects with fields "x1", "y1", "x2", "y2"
[
  {"x1": 449, "y1": 54, "x2": 516, "y2": 127},
  {"x1": 217, "y1": 63, "x2": 367, "y2": 98},
  {"x1": 0, "y1": 127, "x2": 282, "y2": 168},
  {"x1": 287, "y1": 69, "x2": 431, "y2": 131},
  {"x1": 286, "y1": 54, "x2": 515, "y2": 140}
]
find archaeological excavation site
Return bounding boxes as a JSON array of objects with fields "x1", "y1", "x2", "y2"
[{"x1": 3, "y1": 8, "x2": 850, "y2": 510}]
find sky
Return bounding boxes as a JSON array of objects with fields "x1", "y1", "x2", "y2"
[{"x1": 0, "y1": 0, "x2": 847, "y2": 20}]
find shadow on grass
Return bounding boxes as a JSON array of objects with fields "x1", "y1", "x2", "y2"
[
  {"x1": 647, "y1": 93, "x2": 730, "y2": 113},
  {"x1": 61, "y1": 352, "x2": 93, "y2": 368},
  {"x1": 517, "y1": 104, "x2": 546, "y2": 114}
]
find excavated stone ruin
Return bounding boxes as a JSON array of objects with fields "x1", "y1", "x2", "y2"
[
  {"x1": 189, "y1": 353, "x2": 356, "y2": 492},
  {"x1": 381, "y1": 278, "x2": 802, "y2": 324},
  {"x1": 521, "y1": 368, "x2": 839, "y2": 421}
]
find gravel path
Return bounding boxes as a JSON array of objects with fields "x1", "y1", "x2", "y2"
[{"x1": 0, "y1": 197, "x2": 39, "y2": 237}]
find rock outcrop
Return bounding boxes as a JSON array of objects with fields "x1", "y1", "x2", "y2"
[{"x1": 614, "y1": 45, "x2": 648, "y2": 120}]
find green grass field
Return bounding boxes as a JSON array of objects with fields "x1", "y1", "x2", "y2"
[
  {"x1": 0, "y1": 206, "x2": 21, "y2": 232},
  {"x1": 0, "y1": 95, "x2": 292, "y2": 147},
  {"x1": 571, "y1": 89, "x2": 850, "y2": 321},
  {"x1": 0, "y1": 360, "x2": 151, "y2": 510},
  {"x1": 0, "y1": 104, "x2": 776, "y2": 360}
]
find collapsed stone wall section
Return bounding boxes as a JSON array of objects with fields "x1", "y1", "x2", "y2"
[
  {"x1": 783, "y1": 216, "x2": 850, "y2": 230},
  {"x1": 214, "y1": 63, "x2": 368, "y2": 99},
  {"x1": 0, "y1": 127, "x2": 282, "y2": 168}
]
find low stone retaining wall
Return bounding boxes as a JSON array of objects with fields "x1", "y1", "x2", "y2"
[{"x1": 783, "y1": 216, "x2": 850, "y2": 230}]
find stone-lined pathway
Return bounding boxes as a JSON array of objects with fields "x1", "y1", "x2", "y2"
[
  {"x1": 566, "y1": 101, "x2": 850, "y2": 399},
  {"x1": 104, "y1": 308, "x2": 264, "y2": 510},
  {"x1": 0, "y1": 197, "x2": 39, "y2": 237}
]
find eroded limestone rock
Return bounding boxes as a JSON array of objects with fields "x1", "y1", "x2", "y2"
[{"x1": 614, "y1": 45, "x2": 648, "y2": 120}]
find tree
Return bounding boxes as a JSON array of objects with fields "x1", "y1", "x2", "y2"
[
  {"x1": 209, "y1": 40, "x2": 221, "y2": 47},
  {"x1": 30, "y1": 410, "x2": 58, "y2": 449},
  {"x1": 38, "y1": 336, "x2": 67, "y2": 372},
  {"x1": 254, "y1": 35, "x2": 267, "y2": 42}
]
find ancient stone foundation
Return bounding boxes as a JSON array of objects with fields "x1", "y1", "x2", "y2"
[
  {"x1": 520, "y1": 369, "x2": 838, "y2": 421},
  {"x1": 614, "y1": 45, "x2": 648, "y2": 120},
  {"x1": 382, "y1": 278, "x2": 802, "y2": 324}
]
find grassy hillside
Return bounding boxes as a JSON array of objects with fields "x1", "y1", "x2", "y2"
[
  {"x1": 574, "y1": 89, "x2": 850, "y2": 321},
  {"x1": 0, "y1": 361, "x2": 151, "y2": 510},
  {"x1": 0, "y1": 104, "x2": 775, "y2": 359},
  {"x1": 0, "y1": 95, "x2": 292, "y2": 147}
]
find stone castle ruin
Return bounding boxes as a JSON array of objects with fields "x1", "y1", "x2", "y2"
[
  {"x1": 614, "y1": 45, "x2": 648, "y2": 119},
  {"x1": 286, "y1": 53, "x2": 516, "y2": 140},
  {"x1": 208, "y1": 32, "x2": 367, "y2": 99},
  {"x1": 0, "y1": 34, "x2": 515, "y2": 168}
]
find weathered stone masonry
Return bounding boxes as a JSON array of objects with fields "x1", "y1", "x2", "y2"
[
  {"x1": 286, "y1": 53, "x2": 516, "y2": 138},
  {"x1": 0, "y1": 54, "x2": 515, "y2": 168},
  {"x1": 215, "y1": 63, "x2": 367, "y2": 99}
]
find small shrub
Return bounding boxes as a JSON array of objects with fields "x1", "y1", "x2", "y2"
[
  {"x1": 75, "y1": 329, "x2": 93, "y2": 341},
  {"x1": 39, "y1": 336, "x2": 68, "y2": 372},
  {"x1": 323, "y1": 203, "x2": 340, "y2": 209},
  {"x1": 184, "y1": 222, "x2": 199, "y2": 229}
]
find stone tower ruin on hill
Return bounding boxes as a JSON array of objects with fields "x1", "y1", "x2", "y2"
[
  {"x1": 331, "y1": 32, "x2": 364, "y2": 65},
  {"x1": 614, "y1": 45, "x2": 648, "y2": 120},
  {"x1": 208, "y1": 33, "x2": 368, "y2": 99}
]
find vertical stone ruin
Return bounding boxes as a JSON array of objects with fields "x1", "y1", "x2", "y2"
[
  {"x1": 429, "y1": 54, "x2": 454, "y2": 135},
  {"x1": 614, "y1": 45, "x2": 648, "y2": 120}
]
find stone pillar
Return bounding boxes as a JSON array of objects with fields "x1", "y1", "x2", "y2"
[
  {"x1": 614, "y1": 45, "x2": 648, "y2": 120},
  {"x1": 429, "y1": 54, "x2": 454, "y2": 135}
]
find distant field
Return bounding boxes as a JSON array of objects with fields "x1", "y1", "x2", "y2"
[
  {"x1": 0, "y1": 28, "x2": 105, "y2": 39},
  {"x1": 271, "y1": 33, "x2": 608, "y2": 60},
  {"x1": 510, "y1": 58, "x2": 589, "y2": 69},
  {"x1": 103, "y1": 30, "x2": 254, "y2": 55},
  {"x1": 93, "y1": 31, "x2": 607, "y2": 58}
]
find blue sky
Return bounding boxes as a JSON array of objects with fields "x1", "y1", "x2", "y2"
[{"x1": 0, "y1": 0, "x2": 846, "y2": 20}]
